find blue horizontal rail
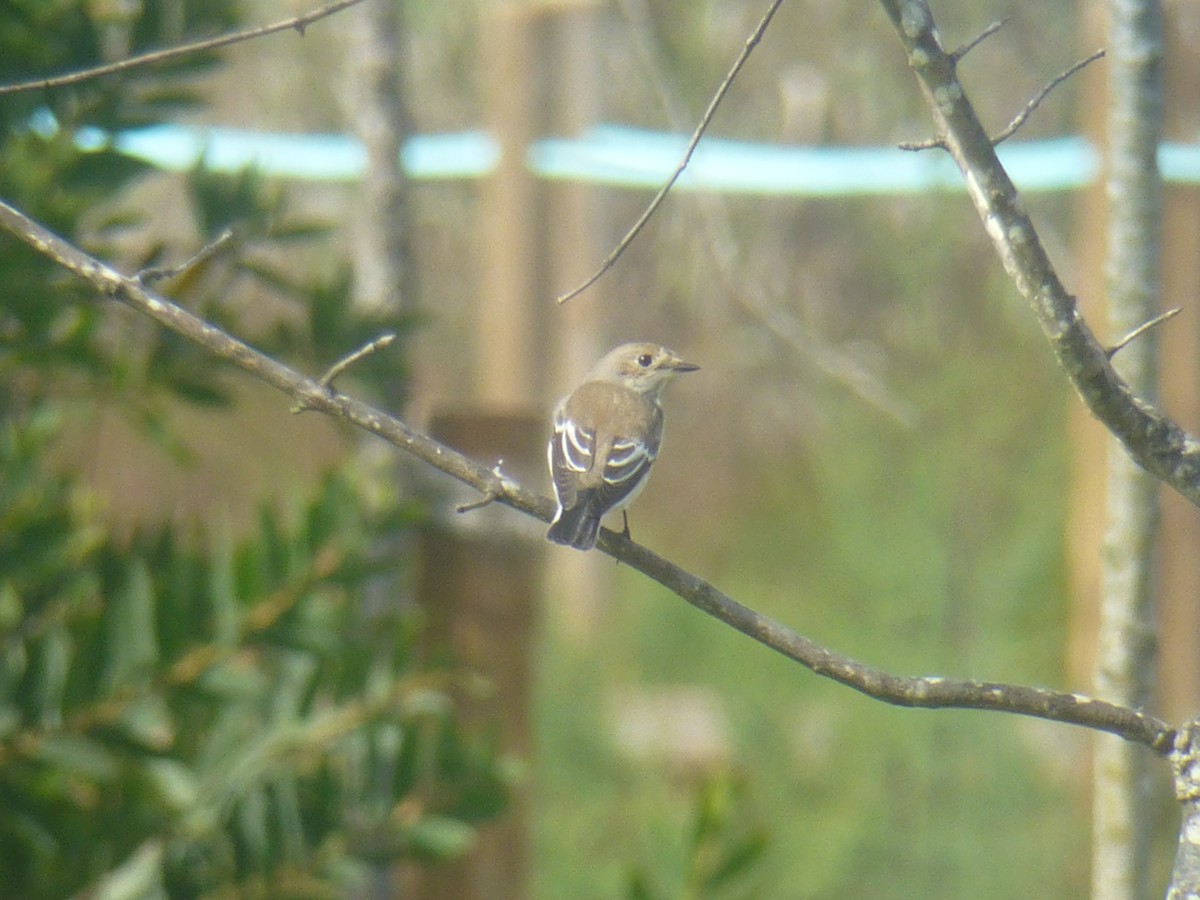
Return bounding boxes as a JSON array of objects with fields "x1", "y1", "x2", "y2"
[{"x1": 71, "y1": 121, "x2": 1200, "y2": 195}]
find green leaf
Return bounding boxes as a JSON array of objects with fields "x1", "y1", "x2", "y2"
[
  {"x1": 207, "y1": 524, "x2": 239, "y2": 648},
  {"x1": 82, "y1": 840, "x2": 168, "y2": 900},
  {"x1": 30, "y1": 732, "x2": 119, "y2": 782},
  {"x1": 403, "y1": 815, "x2": 475, "y2": 861},
  {"x1": 23, "y1": 625, "x2": 71, "y2": 723},
  {"x1": 141, "y1": 759, "x2": 200, "y2": 814},
  {"x1": 113, "y1": 695, "x2": 175, "y2": 752},
  {"x1": 193, "y1": 660, "x2": 269, "y2": 701},
  {"x1": 626, "y1": 869, "x2": 665, "y2": 900},
  {"x1": 103, "y1": 559, "x2": 160, "y2": 693},
  {"x1": 235, "y1": 785, "x2": 271, "y2": 871},
  {"x1": 0, "y1": 580, "x2": 21, "y2": 631},
  {"x1": 701, "y1": 832, "x2": 769, "y2": 892},
  {"x1": 268, "y1": 774, "x2": 307, "y2": 863}
]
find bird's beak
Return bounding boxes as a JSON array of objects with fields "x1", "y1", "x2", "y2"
[{"x1": 668, "y1": 354, "x2": 700, "y2": 374}]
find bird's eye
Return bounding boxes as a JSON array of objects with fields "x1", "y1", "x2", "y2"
[{"x1": 637, "y1": 353, "x2": 653, "y2": 368}]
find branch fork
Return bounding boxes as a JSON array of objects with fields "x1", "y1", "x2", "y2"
[{"x1": 456, "y1": 460, "x2": 517, "y2": 513}]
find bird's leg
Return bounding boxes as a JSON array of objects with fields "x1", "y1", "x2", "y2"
[{"x1": 621, "y1": 510, "x2": 631, "y2": 541}]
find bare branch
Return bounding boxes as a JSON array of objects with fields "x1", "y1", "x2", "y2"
[
  {"x1": 456, "y1": 492, "x2": 498, "y2": 514},
  {"x1": 1167, "y1": 724, "x2": 1200, "y2": 893},
  {"x1": 0, "y1": 197, "x2": 1177, "y2": 752},
  {"x1": 898, "y1": 135, "x2": 947, "y2": 152},
  {"x1": 0, "y1": 0, "x2": 369, "y2": 96},
  {"x1": 456, "y1": 461, "x2": 514, "y2": 513},
  {"x1": 291, "y1": 332, "x2": 397, "y2": 413},
  {"x1": 555, "y1": 0, "x2": 785, "y2": 304},
  {"x1": 877, "y1": 0, "x2": 1200, "y2": 509},
  {"x1": 951, "y1": 18, "x2": 1008, "y2": 61},
  {"x1": 992, "y1": 49, "x2": 1106, "y2": 146},
  {"x1": 1106, "y1": 307, "x2": 1180, "y2": 360},
  {"x1": 901, "y1": 47, "x2": 1105, "y2": 152},
  {"x1": 323, "y1": 332, "x2": 394, "y2": 388},
  {"x1": 136, "y1": 228, "x2": 234, "y2": 286},
  {"x1": 899, "y1": 19, "x2": 1009, "y2": 152}
]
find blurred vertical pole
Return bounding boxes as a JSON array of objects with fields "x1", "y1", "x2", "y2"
[
  {"x1": 408, "y1": 4, "x2": 583, "y2": 898},
  {"x1": 1093, "y1": 1, "x2": 1163, "y2": 899},
  {"x1": 476, "y1": 0, "x2": 606, "y2": 406},
  {"x1": 543, "y1": 2, "x2": 610, "y2": 643},
  {"x1": 1155, "y1": 3, "x2": 1200, "y2": 729},
  {"x1": 412, "y1": 412, "x2": 543, "y2": 900},
  {"x1": 478, "y1": 1, "x2": 545, "y2": 407},
  {"x1": 1071, "y1": 0, "x2": 1200, "y2": 728},
  {"x1": 545, "y1": 2, "x2": 604, "y2": 378},
  {"x1": 347, "y1": 0, "x2": 410, "y2": 324},
  {"x1": 342, "y1": 4, "x2": 413, "y2": 899}
]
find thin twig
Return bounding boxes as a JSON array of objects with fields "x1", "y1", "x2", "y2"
[
  {"x1": 292, "y1": 332, "x2": 397, "y2": 413},
  {"x1": 317, "y1": 332, "x2": 396, "y2": 388},
  {"x1": 0, "y1": 0, "x2": 369, "y2": 96},
  {"x1": 555, "y1": 0, "x2": 786, "y2": 304},
  {"x1": 456, "y1": 461, "x2": 512, "y2": 512},
  {"x1": 615, "y1": 0, "x2": 914, "y2": 424},
  {"x1": 456, "y1": 492, "x2": 499, "y2": 513},
  {"x1": 951, "y1": 18, "x2": 1008, "y2": 61},
  {"x1": 136, "y1": 228, "x2": 234, "y2": 286},
  {"x1": 901, "y1": 47, "x2": 1106, "y2": 153},
  {"x1": 0, "y1": 196, "x2": 1179, "y2": 753},
  {"x1": 1107, "y1": 307, "x2": 1180, "y2": 359},
  {"x1": 898, "y1": 135, "x2": 947, "y2": 152},
  {"x1": 991, "y1": 49, "x2": 1106, "y2": 146}
]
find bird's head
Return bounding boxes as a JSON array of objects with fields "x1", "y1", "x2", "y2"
[{"x1": 588, "y1": 342, "x2": 700, "y2": 400}]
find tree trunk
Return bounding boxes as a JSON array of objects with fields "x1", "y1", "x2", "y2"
[{"x1": 1092, "y1": 1, "x2": 1164, "y2": 898}]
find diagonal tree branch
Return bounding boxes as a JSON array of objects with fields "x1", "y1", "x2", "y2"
[
  {"x1": 876, "y1": 0, "x2": 1200, "y2": 509},
  {"x1": 0, "y1": 197, "x2": 1175, "y2": 753},
  {"x1": 0, "y1": 0, "x2": 369, "y2": 96}
]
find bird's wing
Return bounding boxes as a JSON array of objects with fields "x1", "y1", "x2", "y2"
[
  {"x1": 551, "y1": 411, "x2": 660, "y2": 507},
  {"x1": 602, "y1": 435, "x2": 656, "y2": 485},
  {"x1": 549, "y1": 412, "x2": 594, "y2": 512},
  {"x1": 549, "y1": 383, "x2": 665, "y2": 518}
]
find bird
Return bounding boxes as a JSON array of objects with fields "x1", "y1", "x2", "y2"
[{"x1": 547, "y1": 342, "x2": 699, "y2": 550}]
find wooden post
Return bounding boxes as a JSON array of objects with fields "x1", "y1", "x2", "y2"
[
  {"x1": 410, "y1": 6, "x2": 545, "y2": 894},
  {"x1": 477, "y1": 0, "x2": 607, "y2": 405},
  {"x1": 478, "y1": 1, "x2": 548, "y2": 408},
  {"x1": 410, "y1": 5, "x2": 610, "y2": 896},
  {"x1": 541, "y1": 2, "x2": 612, "y2": 642},
  {"x1": 545, "y1": 1, "x2": 606, "y2": 378},
  {"x1": 411, "y1": 410, "x2": 544, "y2": 900}
]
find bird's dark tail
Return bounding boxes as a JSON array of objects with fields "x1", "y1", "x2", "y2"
[{"x1": 547, "y1": 500, "x2": 603, "y2": 550}]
